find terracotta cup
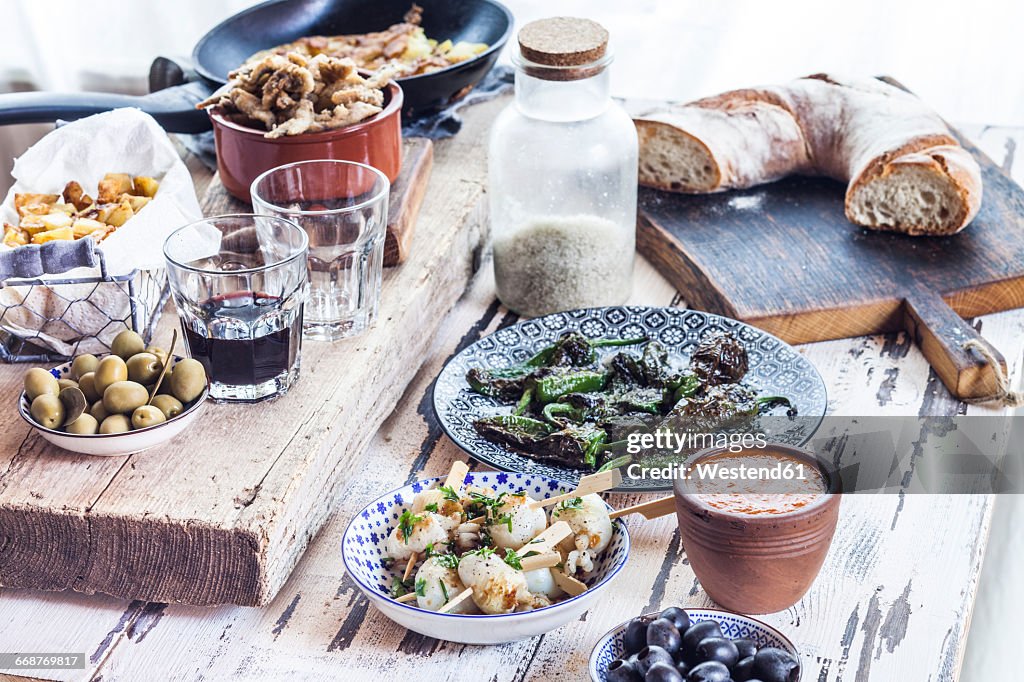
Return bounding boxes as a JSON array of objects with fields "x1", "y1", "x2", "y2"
[
  {"x1": 208, "y1": 81, "x2": 403, "y2": 202},
  {"x1": 673, "y1": 445, "x2": 842, "y2": 614}
]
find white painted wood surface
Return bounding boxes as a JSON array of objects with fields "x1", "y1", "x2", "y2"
[{"x1": 0, "y1": 119, "x2": 1020, "y2": 681}]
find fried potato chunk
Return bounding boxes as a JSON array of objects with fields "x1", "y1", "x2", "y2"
[
  {"x1": 3, "y1": 224, "x2": 29, "y2": 247},
  {"x1": 3, "y1": 173, "x2": 160, "y2": 248},
  {"x1": 132, "y1": 176, "x2": 160, "y2": 198},
  {"x1": 104, "y1": 199, "x2": 134, "y2": 227},
  {"x1": 31, "y1": 226, "x2": 74, "y2": 244},
  {"x1": 97, "y1": 173, "x2": 132, "y2": 203}
]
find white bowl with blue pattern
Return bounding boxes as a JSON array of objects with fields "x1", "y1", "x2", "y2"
[
  {"x1": 589, "y1": 608, "x2": 800, "y2": 681},
  {"x1": 342, "y1": 470, "x2": 630, "y2": 645},
  {"x1": 17, "y1": 355, "x2": 208, "y2": 457}
]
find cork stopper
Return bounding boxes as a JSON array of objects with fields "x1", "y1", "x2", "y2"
[{"x1": 518, "y1": 17, "x2": 609, "y2": 68}]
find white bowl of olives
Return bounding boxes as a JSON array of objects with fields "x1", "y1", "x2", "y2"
[{"x1": 17, "y1": 330, "x2": 209, "y2": 457}]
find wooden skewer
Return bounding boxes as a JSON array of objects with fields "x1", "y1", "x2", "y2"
[
  {"x1": 608, "y1": 495, "x2": 676, "y2": 521},
  {"x1": 521, "y1": 521, "x2": 572, "y2": 555},
  {"x1": 402, "y1": 554, "x2": 417, "y2": 582},
  {"x1": 443, "y1": 460, "x2": 470, "y2": 490},
  {"x1": 518, "y1": 551, "x2": 561, "y2": 573},
  {"x1": 437, "y1": 587, "x2": 474, "y2": 614},
  {"x1": 402, "y1": 460, "x2": 471, "y2": 584},
  {"x1": 528, "y1": 469, "x2": 623, "y2": 510},
  {"x1": 550, "y1": 568, "x2": 588, "y2": 597},
  {"x1": 147, "y1": 329, "x2": 178, "y2": 403},
  {"x1": 395, "y1": 592, "x2": 417, "y2": 604}
]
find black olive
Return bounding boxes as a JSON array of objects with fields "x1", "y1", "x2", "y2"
[
  {"x1": 752, "y1": 648, "x2": 800, "y2": 682},
  {"x1": 645, "y1": 661, "x2": 684, "y2": 682},
  {"x1": 624, "y1": 618, "x2": 652, "y2": 656},
  {"x1": 694, "y1": 637, "x2": 740, "y2": 669},
  {"x1": 733, "y1": 639, "x2": 758, "y2": 661},
  {"x1": 675, "y1": 660, "x2": 690, "y2": 677},
  {"x1": 681, "y1": 621, "x2": 723, "y2": 662},
  {"x1": 659, "y1": 606, "x2": 691, "y2": 632},
  {"x1": 647, "y1": 618, "x2": 682, "y2": 656},
  {"x1": 732, "y1": 656, "x2": 755, "y2": 682},
  {"x1": 685, "y1": 660, "x2": 731, "y2": 682},
  {"x1": 607, "y1": 657, "x2": 643, "y2": 682},
  {"x1": 636, "y1": 646, "x2": 675, "y2": 677}
]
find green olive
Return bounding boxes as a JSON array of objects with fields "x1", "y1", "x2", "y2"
[
  {"x1": 57, "y1": 378, "x2": 79, "y2": 391},
  {"x1": 90, "y1": 400, "x2": 111, "y2": 423},
  {"x1": 131, "y1": 405, "x2": 166, "y2": 430},
  {"x1": 65, "y1": 413, "x2": 99, "y2": 435},
  {"x1": 30, "y1": 394, "x2": 64, "y2": 430},
  {"x1": 126, "y1": 352, "x2": 162, "y2": 385},
  {"x1": 150, "y1": 394, "x2": 184, "y2": 420},
  {"x1": 78, "y1": 373, "x2": 101, "y2": 403},
  {"x1": 170, "y1": 358, "x2": 207, "y2": 403},
  {"x1": 24, "y1": 367, "x2": 59, "y2": 401},
  {"x1": 145, "y1": 346, "x2": 169, "y2": 367},
  {"x1": 111, "y1": 330, "x2": 145, "y2": 360},
  {"x1": 94, "y1": 355, "x2": 128, "y2": 396},
  {"x1": 103, "y1": 381, "x2": 150, "y2": 415},
  {"x1": 99, "y1": 414, "x2": 132, "y2": 434},
  {"x1": 59, "y1": 387, "x2": 87, "y2": 426},
  {"x1": 70, "y1": 354, "x2": 99, "y2": 380}
]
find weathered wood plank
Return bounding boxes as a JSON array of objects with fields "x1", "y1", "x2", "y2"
[{"x1": 0, "y1": 98, "x2": 498, "y2": 607}]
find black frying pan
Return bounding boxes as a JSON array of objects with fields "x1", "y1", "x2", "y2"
[{"x1": 0, "y1": 0, "x2": 513, "y2": 132}]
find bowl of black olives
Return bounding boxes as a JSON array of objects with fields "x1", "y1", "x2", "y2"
[
  {"x1": 589, "y1": 606, "x2": 800, "y2": 682},
  {"x1": 17, "y1": 330, "x2": 209, "y2": 456}
]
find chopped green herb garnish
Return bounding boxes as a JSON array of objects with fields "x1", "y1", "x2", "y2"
[
  {"x1": 496, "y1": 513, "x2": 514, "y2": 533},
  {"x1": 433, "y1": 553, "x2": 460, "y2": 570},
  {"x1": 439, "y1": 485, "x2": 461, "y2": 502},
  {"x1": 552, "y1": 496, "x2": 583, "y2": 517},
  {"x1": 465, "y1": 546, "x2": 496, "y2": 559},
  {"x1": 439, "y1": 579, "x2": 450, "y2": 602},
  {"x1": 503, "y1": 548, "x2": 523, "y2": 570},
  {"x1": 415, "y1": 578, "x2": 427, "y2": 597},
  {"x1": 390, "y1": 576, "x2": 414, "y2": 597},
  {"x1": 398, "y1": 510, "x2": 424, "y2": 544},
  {"x1": 424, "y1": 502, "x2": 439, "y2": 513}
]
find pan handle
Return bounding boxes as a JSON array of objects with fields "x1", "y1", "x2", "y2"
[{"x1": 0, "y1": 83, "x2": 213, "y2": 134}]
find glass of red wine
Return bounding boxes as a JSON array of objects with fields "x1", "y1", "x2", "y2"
[{"x1": 163, "y1": 214, "x2": 309, "y2": 402}]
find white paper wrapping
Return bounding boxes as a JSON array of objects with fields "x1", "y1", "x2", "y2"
[{"x1": 0, "y1": 108, "x2": 203, "y2": 356}]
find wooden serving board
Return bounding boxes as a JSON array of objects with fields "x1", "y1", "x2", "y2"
[
  {"x1": 638, "y1": 109, "x2": 1024, "y2": 400},
  {"x1": 383, "y1": 137, "x2": 433, "y2": 266},
  {"x1": 0, "y1": 110, "x2": 491, "y2": 606}
]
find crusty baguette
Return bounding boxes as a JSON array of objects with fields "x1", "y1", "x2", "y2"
[{"x1": 635, "y1": 74, "x2": 983, "y2": 235}]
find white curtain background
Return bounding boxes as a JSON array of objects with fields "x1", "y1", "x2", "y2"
[{"x1": 0, "y1": 2, "x2": 1021, "y2": 679}]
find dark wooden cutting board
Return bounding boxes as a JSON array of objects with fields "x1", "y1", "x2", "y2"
[{"x1": 637, "y1": 120, "x2": 1024, "y2": 401}]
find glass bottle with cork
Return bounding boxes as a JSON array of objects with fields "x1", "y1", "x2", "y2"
[{"x1": 488, "y1": 17, "x2": 638, "y2": 317}]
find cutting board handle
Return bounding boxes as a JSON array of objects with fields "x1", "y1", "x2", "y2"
[{"x1": 902, "y1": 290, "x2": 1008, "y2": 401}]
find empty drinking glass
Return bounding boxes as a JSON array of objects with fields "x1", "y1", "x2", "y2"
[
  {"x1": 163, "y1": 214, "x2": 308, "y2": 402},
  {"x1": 251, "y1": 160, "x2": 389, "y2": 341}
]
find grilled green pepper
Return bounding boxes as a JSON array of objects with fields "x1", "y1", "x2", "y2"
[{"x1": 533, "y1": 370, "x2": 607, "y2": 404}]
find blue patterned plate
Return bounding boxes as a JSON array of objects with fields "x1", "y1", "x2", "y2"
[
  {"x1": 589, "y1": 608, "x2": 801, "y2": 681},
  {"x1": 432, "y1": 306, "x2": 827, "y2": 491}
]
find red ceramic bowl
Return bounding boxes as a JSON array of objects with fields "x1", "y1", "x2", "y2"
[{"x1": 209, "y1": 81, "x2": 403, "y2": 201}]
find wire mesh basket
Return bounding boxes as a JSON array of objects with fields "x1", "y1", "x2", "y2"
[{"x1": 0, "y1": 249, "x2": 169, "y2": 363}]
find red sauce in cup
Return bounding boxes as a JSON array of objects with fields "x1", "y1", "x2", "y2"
[{"x1": 688, "y1": 450, "x2": 827, "y2": 515}]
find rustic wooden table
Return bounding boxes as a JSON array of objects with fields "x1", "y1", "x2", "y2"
[{"x1": 0, "y1": 96, "x2": 1021, "y2": 681}]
